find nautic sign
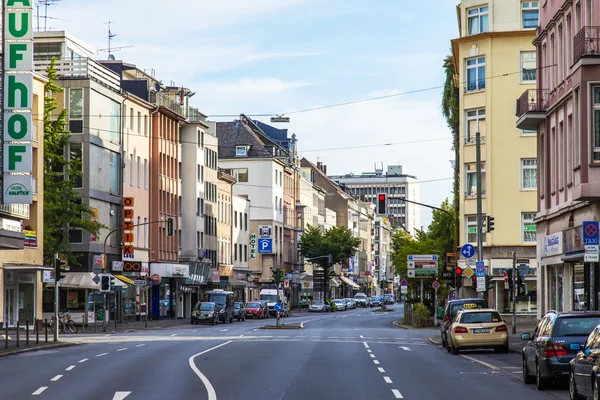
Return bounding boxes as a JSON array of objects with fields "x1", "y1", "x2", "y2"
[{"x1": 2, "y1": 0, "x2": 34, "y2": 204}]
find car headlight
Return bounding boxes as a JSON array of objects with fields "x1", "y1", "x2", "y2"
[
  {"x1": 208, "y1": 312, "x2": 214, "y2": 316},
  {"x1": 219, "y1": 309, "x2": 225, "y2": 313}
]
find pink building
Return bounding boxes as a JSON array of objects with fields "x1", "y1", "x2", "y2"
[{"x1": 517, "y1": 0, "x2": 600, "y2": 316}]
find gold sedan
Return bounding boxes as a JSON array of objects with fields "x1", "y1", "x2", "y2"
[{"x1": 447, "y1": 307, "x2": 509, "y2": 354}]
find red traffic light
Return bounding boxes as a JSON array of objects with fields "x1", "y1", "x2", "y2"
[
  {"x1": 379, "y1": 194, "x2": 385, "y2": 201},
  {"x1": 455, "y1": 267, "x2": 463, "y2": 276}
]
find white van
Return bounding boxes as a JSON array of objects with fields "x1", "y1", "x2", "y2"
[{"x1": 260, "y1": 289, "x2": 288, "y2": 316}]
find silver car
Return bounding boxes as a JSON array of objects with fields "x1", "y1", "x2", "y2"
[{"x1": 333, "y1": 299, "x2": 346, "y2": 311}]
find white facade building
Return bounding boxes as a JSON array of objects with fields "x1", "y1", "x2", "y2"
[{"x1": 232, "y1": 195, "x2": 250, "y2": 270}]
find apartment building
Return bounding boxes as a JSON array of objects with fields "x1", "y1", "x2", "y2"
[
  {"x1": 330, "y1": 165, "x2": 420, "y2": 236},
  {"x1": 516, "y1": 0, "x2": 600, "y2": 316},
  {"x1": 231, "y1": 194, "x2": 253, "y2": 301},
  {"x1": 374, "y1": 218, "x2": 393, "y2": 296},
  {"x1": 452, "y1": 0, "x2": 538, "y2": 314},
  {"x1": 217, "y1": 169, "x2": 234, "y2": 287}
]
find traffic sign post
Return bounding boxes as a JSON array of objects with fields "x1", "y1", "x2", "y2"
[
  {"x1": 475, "y1": 261, "x2": 485, "y2": 278},
  {"x1": 584, "y1": 221, "x2": 599, "y2": 245},
  {"x1": 461, "y1": 244, "x2": 475, "y2": 259}
]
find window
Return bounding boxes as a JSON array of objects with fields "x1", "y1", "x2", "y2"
[
  {"x1": 231, "y1": 168, "x2": 248, "y2": 182},
  {"x1": 244, "y1": 244, "x2": 247, "y2": 262},
  {"x1": 144, "y1": 217, "x2": 148, "y2": 248},
  {"x1": 521, "y1": 159, "x2": 537, "y2": 189},
  {"x1": 110, "y1": 101, "x2": 120, "y2": 143},
  {"x1": 69, "y1": 228, "x2": 83, "y2": 243},
  {"x1": 69, "y1": 88, "x2": 83, "y2": 119},
  {"x1": 137, "y1": 216, "x2": 141, "y2": 247},
  {"x1": 197, "y1": 164, "x2": 201, "y2": 181},
  {"x1": 130, "y1": 107, "x2": 134, "y2": 131},
  {"x1": 137, "y1": 156, "x2": 141, "y2": 187},
  {"x1": 69, "y1": 143, "x2": 83, "y2": 188},
  {"x1": 465, "y1": 162, "x2": 486, "y2": 198},
  {"x1": 110, "y1": 151, "x2": 119, "y2": 195},
  {"x1": 235, "y1": 146, "x2": 247, "y2": 156},
  {"x1": 197, "y1": 198, "x2": 201, "y2": 216},
  {"x1": 234, "y1": 244, "x2": 238, "y2": 261},
  {"x1": 522, "y1": 1, "x2": 539, "y2": 29},
  {"x1": 275, "y1": 170, "x2": 278, "y2": 185},
  {"x1": 244, "y1": 213, "x2": 248, "y2": 230},
  {"x1": 239, "y1": 244, "x2": 243, "y2": 262},
  {"x1": 144, "y1": 115, "x2": 148, "y2": 136},
  {"x1": 593, "y1": 87, "x2": 600, "y2": 161},
  {"x1": 522, "y1": 212, "x2": 536, "y2": 243},
  {"x1": 129, "y1": 153, "x2": 134, "y2": 186},
  {"x1": 466, "y1": 56, "x2": 486, "y2": 92},
  {"x1": 521, "y1": 51, "x2": 536, "y2": 82},
  {"x1": 240, "y1": 212, "x2": 243, "y2": 229},
  {"x1": 466, "y1": 215, "x2": 486, "y2": 243},
  {"x1": 558, "y1": 24, "x2": 564, "y2": 81},
  {"x1": 467, "y1": 5, "x2": 489, "y2": 35},
  {"x1": 465, "y1": 108, "x2": 486, "y2": 143},
  {"x1": 144, "y1": 159, "x2": 148, "y2": 189},
  {"x1": 234, "y1": 211, "x2": 238, "y2": 228}
]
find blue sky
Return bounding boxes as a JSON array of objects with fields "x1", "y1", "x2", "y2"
[{"x1": 50, "y1": 0, "x2": 459, "y2": 228}]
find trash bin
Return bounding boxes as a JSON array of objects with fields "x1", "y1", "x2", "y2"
[{"x1": 97, "y1": 309, "x2": 104, "y2": 321}]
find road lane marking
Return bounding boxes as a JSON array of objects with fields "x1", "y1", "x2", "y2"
[
  {"x1": 50, "y1": 375, "x2": 62, "y2": 382},
  {"x1": 370, "y1": 354, "x2": 376, "y2": 358},
  {"x1": 373, "y1": 360, "x2": 380, "y2": 365},
  {"x1": 384, "y1": 376, "x2": 393, "y2": 383},
  {"x1": 66, "y1": 365, "x2": 75, "y2": 371},
  {"x1": 117, "y1": 348, "x2": 128, "y2": 352},
  {"x1": 78, "y1": 358, "x2": 88, "y2": 363},
  {"x1": 135, "y1": 344, "x2": 146, "y2": 347},
  {"x1": 399, "y1": 346, "x2": 411, "y2": 351},
  {"x1": 459, "y1": 355, "x2": 499, "y2": 371},
  {"x1": 220, "y1": 329, "x2": 229, "y2": 332},
  {"x1": 363, "y1": 342, "x2": 370, "y2": 349},
  {"x1": 96, "y1": 353, "x2": 108, "y2": 357},
  {"x1": 360, "y1": 335, "x2": 364, "y2": 338},
  {"x1": 367, "y1": 349, "x2": 372, "y2": 353},
  {"x1": 192, "y1": 330, "x2": 197, "y2": 333},
  {"x1": 104, "y1": 334, "x2": 112, "y2": 337},
  {"x1": 378, "y1": 367, "x2": 386, "y2": 373},
  {"x1": 502, "y1": 367, "x2": 521, "y2": 369},
  {"x1": 512, "y1": 371, "x2": 522, "y2": 374},
  {"x1": 392, "y1": 389, "x2": 403, "y2": 398},
  {"x1": 189, "y1": 341, "x2": 232, "y2": 400},
  {"x1": 170, "y1": 334, "x2": 178, "y2": 337},
  {"x1": 112, "y1": 392, "x2": 132, "y2": 400},
  {"x1": 239, "y1": 334, "x2": 244, "y2": 338},
  {"x1": 32, "y1": 387, "x2": 47, "y2": 396}
]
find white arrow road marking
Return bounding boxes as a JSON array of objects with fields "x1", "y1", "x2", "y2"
[
  {"x1": 399, "y1": 346, "x2": 411, "y2": 351},
  {"x1": 189, "y1": 341, "x2": 232, "y2": 400},
  {"x1": 32, "y1": 387, "x2": 47, "y2": 396},
  {"x1": 112, "y1": 391, "x2": 132, "y2": 400}
]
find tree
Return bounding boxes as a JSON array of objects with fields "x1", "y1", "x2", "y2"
[
  {"x1": 43, "y1": 58, "x2": 104, "y2": 264},
  {"x1": 299, "y1": 225, "x2": 360, "y2": 299}
]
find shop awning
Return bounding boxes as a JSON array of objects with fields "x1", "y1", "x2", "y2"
[
  {"x1": 229, "y1": 280, "x2": 257, "y2": 288},
  {"x1": 340, "y1": 275, "x2": 360, "y2": 289},
  {"x1": 330, "y1": 278, "x2": 341, "y2": 288},
  {"x1": 561, "y1": 252, "x2": 585, "y2": 262},
  {"x1": 47, "y1": 272, "x2": 127, "y2": 289},
  {"x1": 115, "y1": 274, "x2": 134, "y2": 285},
  {"x1": 3, "y1": 264, "x2": 52, "y2": 270}
]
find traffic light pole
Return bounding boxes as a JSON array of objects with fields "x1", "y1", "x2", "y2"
[
  {"x1": 512, "y1": 251, "x2": 517, "y2": 334},
  {"x1": 53, "y1": 253, "x2": 59, "y2": 342}
]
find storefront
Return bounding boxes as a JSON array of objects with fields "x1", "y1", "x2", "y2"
[
  {"x1": 3, "y1": 265, "x2": 47, "y2": 328},
  {"x1": 149, "y1": 263, "x2": 189, "y2": 320},
  {"x1": 229, "y1": 269, "x2": 256, "y2": 303},
  {"x1": 111, "y1": 261, "x2": 148, "y2": 321}
]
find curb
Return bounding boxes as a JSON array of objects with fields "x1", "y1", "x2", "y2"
[
  {"x1": 428, "y1": 337, "x2": 442, "y2": 345},
  {"x1": 259, "y1": 325, "x2": 302, "y2": 330},
  {"x1": 0, "y1": 342, "x2": 78, "y2": 358}
]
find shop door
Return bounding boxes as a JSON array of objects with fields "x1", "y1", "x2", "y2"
[
  {"x1": 18, "y1": 283, "x2": 35, "y2": 325},
  {"x1": 4, "y1": 287, "x2": 16, "y2": 327}
]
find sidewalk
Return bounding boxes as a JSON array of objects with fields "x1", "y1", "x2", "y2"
[{"x1": 427, "y1": 324, "x2": 537, "y2": 354}]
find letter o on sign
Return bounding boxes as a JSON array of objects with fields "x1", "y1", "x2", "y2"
[{"x1": 124, "y1": 262, "x2": 140, "y2": 271}]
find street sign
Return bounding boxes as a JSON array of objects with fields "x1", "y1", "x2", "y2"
[
  {"x1": 463, "y1": 268, "x2": 475, "y2": 279},
  {"x1": 584, "y1": 221, "x2": 600, "y2": 245},
  {"x1": 92, "y1": 255, "x2": 104, "y2": 274},
  {"x1": 258, "y1": 238, "x2": 272, "y2": 253},
  {"x1": 133, "y1": 280, "x2": 146, "y2": 286},
  {"x1": 517, "y1": 265, "x2": 529, "y2": 277},
  {"x1": 407, "y1": 270, "x2": 416, "y2": 278},
  {"x1": 250, "y1": 234, "x2": 257, "y2": 259},
  {"x1": 400, "y1": 286, "x2": 408, "y2": 294},
  {"x1": 274, "y1": 303, "x2": 283, "y2": 311},
  {"x1": 461, "y1": 244, "x2": 475, "y2": 259},
  {"x1": 151, "y1": 274, "x2": 161, "y2": 285},
  {"x1": 475, "y1": 261, "x2": 485, "y2": 277},
  {"x1": 466, "y1": 258, "x2": 475, "y2": 267},
  {"x1": 585, "y1": 253, "x2": 600, "y2": 262},
  {"x1": 476, "y1": 276, "x2": 486, "y2": 292},
  {"x1": 585, "y1": 245, "x2": 599, "y2": 253},
  {"x1": 92, "y1": 275, "x2": 100, "y2": 284},
  {"x1": 400, "y1": 279, "x2": 408, "y2": 286},
  {"x1": 407, "y1": 254, "x2": 438, "y2": 261},
  {"x1": 407, "y1": 261, "x2": 415, "y2": 269},
  {"x1": 432, "y1": 281, "x2": 440, "y2": 290},
  {"x1": 516, "y1": 258, "x2": 529, "y2": 265}
]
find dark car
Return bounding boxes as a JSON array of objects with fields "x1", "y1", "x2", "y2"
[
  {"x1": 522, "y1": 310, "x2": 600, "y2": 391},
  {"x1": 440, "y1": 298, "x2": 488, "y2": 349},
  {"x1": 569, "y1": 324, "x2": 600, "y2": 399},
  {"x1": 191, "y1": 302, "x2": 218, "y2": 325},
  {"x1": 233, "y1": 302, "x2": 246, "y2": 321}
]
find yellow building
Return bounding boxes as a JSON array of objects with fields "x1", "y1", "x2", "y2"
[
  {"x1": 217, "y1": 170, "x2": 235, "y2": 286},
  {"x1": 452, "y1": 0, "x2": 538, "y2": 315},
  {"x1": 0, "y1": 73, "x2": 48, "y2": 328}
]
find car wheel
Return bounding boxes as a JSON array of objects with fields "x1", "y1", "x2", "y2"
[
  {"x1": 212, "y1": 318, "x2": 217, "y2": 326},
  {"x1": 450, "y1": 342, "x2": 459, "y2": 355},
  {"x1": 523, "y1": 357, "x2": 534, "y2": 384},
  {"x1": 536, "y1": 362, "x2": 547, "y2": 391},
  {"x1": 446, "y1": 341, "x2": 452, "y2": 353},
  {"x1": 569, "y1": 369, "x2": 583, "y2": 399},
  {"x1": 594, "y1": 375, "x2": 599, "y2": 400}
]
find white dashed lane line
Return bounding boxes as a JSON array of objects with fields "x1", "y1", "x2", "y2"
[
  {"x1": 363, "y1": 342, "x2": 369, "y2": 349},
  {"x1": 65, "y1": 365, "x2": 75, "y2": 371},
  {"x1": 78, "y1": 358, "x2": 88, "y2": 363},
  {"x1": 32, "y1": 387, "x2": 47, "y2": 396},
  {"x1": 378, "y1": 367, "x2": 385, "y2": 373},
  {"x1": 96, "y1": 353, "x2": 108, "y2": 357},
  {"x1": 383, "y1": 376, "x2": 393, "y2": 384},
  {"x1": 135, "y1": 344, "x2": 146, "y2": 347},
  {"x1": 370, "y1": 354, "x2": 376, "y2": 358},
  {"x1": 392, "y1": 389, "x2": 404, "y2": 398},
  {"x1": 116, "y1": 348, "x2": 128, "y2": 352},
  {"x1": 170, "y1": 334, "x2": 178, "y2": 337},
  {"x1": 50, "y1": 375, "x2": 62, "y2": 382},
  {"x1": 373, "y1": 360, "x2": 380, "y2": 365}
]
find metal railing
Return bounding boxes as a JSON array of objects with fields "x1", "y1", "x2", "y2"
[
  {"x1": 34, "y1": 58, "x2": 121, "y2": 93},
  {"x1": 150, "y1": 91, "x2": 183, "y2": 116},
  {"x1": 516, "y1": 89, "x2": 549, "y2": 118},
  {"x1": 574, "y1": 26, "x2": 600, "y2": 64}
]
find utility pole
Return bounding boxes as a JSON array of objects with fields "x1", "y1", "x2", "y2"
[
  {"x1": 475, "y1": 130, "x2": 484, "y2": 299},
  {"x1": 512, "y1": 251, "x2": 517, "y2": 334},
  {"x1": 53, "y1": 252, "x2": 59, "y2": 342}
]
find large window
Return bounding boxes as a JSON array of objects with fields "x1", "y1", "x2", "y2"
[
  {"x1": 110, "y1": 101, "x2": 120, "y2": 143},
  {"x1": 522, "y1": 212, "x2": 536, "y2": 243},
  {"x1": 465, "y1": 162, "x2": 486, "y2": 198},
  {"x1": 467, "y1": 5, "x2": 489, "y2": 35},
  {"x1": 521, "y1": 159, "x2": 537, "y2": 189},
  {"x1": 466, "y1": 57, "x2": 486, "y2": 92},
  {"x1": 69, "y1": 88, "x2": 83, "y2": 119},
  {"x1": 466, "y1": 215, "x2": 486, "y2": 244},
  {"x1": 69, "y1": 143, "x2": 83, "y2": 188},
  {"x1": 230, "y1": 168, "x2": 248, "y2": 182},
  {"x1": 593, "y1": 87, "x2": 600, "y2": 161},
  {"x1": 465, "y1": 108, "x2": 486, "y2": 143},
  {"x1": 110, "y1": 151, "x2": 119, "y2": 195},
  {"x1": 521, "y1": 51, "x2": 536, "y2": 82},
  {"x1": 522, "y1": 1, "x2": 539, "y2": 29}
]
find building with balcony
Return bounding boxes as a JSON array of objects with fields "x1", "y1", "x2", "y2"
[
  {"x1": 452, "y1": 0, "x2": 538, "y2": 314},
  {"x1": 516, "y1": 0, "x2": 600, "y2": 316},
  {"x1": 329, "y1": 164, "x2": 420, "y2": 236},
  {"x1": 231, "y1": 194, "x2": 253, "y2": 301}
]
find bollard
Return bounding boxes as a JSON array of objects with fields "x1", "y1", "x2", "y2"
[
  {"x1": 36, "y1": 319, "x2": 39, "y2": 344},
  {"x1": 26, "y1": 320, "x2": 29, "y2": 345},
  {"x1": 16, "y1": 321, "x2": 19, "y2": 348},
  {"x1": 44, "y1": 318, "x2": 48, "y2": 343}
]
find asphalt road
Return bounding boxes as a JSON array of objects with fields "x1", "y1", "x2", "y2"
[{"x1": 0, "y1": 304, "x2": 569, "y2": 400}]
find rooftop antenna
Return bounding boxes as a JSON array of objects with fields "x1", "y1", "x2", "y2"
[
  {"x1": 37, "y1": 0, "x2": 62, "y2": 32},
  {"x1": 98, "y1": 21, "x2": 133, "y2": 60}
]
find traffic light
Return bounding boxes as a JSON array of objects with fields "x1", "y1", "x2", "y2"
[
  {"x1": 486, "y1": 216, "x2": 495, "y2": 232},
  {"x1": 54, "y1": 253, "x2": 67, "y2": 282},
  {"x1": 100, "y1": 275, "x2": 110, "y2": 292},
  {"x1": 272, "y1": 268, "x2": 283, "y2": 284},
  {"x1": 455, "y1": 267, "x2": 463, "y2": 276},
  {"x1": 506, "y1": 269, "x2": 514, "y2": 292},
  {"x1": 166, "y1": 217, "x2": 174, "y2": 236},
  {"x1": 376, "y1": 193, "x2": 387, "y2": 215}
]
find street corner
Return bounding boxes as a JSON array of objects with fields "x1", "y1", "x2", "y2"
[
  {"x1": 427, "y1": 336, "x2": 442, "y2": 345},
  {"x1": 391, "y1": 320, "x2": 410, "y2": 329}
]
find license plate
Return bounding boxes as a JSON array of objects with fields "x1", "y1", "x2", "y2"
[{"x1": 473, "y1": 328, "x2": 490, "y2": 334}]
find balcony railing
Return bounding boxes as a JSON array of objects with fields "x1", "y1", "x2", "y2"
[
  {"x1": 574, "y1": 26, "x2": 600, "y2": 64},
  {"x1": 34, "y1": 58, "x2": 121, "y2": 93},
  {"x1": 150, "y1": 90, "x2": 183, "y2": 117},
  {"x1": 516, "y1": 89, "x2": 549, "y2": 118}
]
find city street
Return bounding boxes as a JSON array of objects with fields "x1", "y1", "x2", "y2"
[{"x1": 0, "y1": 305, "x2": 569, "y2": 400}]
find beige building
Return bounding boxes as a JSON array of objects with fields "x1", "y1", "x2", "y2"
[
  {"x1": 1, "y1": 74, "x2": 48, "y2": 328},
  {"x1": 217, "y1": 170, "x2": 235, "y2": 285},
  {"x1": 452, "y1": 0, "x2": 538, "y2": 314}
]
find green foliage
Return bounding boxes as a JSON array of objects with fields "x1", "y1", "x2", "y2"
[
  {"x1": 299, "y1": 225, "x2": 360, "y2": 268},
  {"x1": 43, "y1": 58, "x2": 105, "y2": 264},
  {"x1": 414, "y1": 303, "x2": 430, "y2": 319}
]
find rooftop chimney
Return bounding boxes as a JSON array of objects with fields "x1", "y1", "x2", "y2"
[{"x1": 323, "y1": 164, "x2": 327, "y2": 175}]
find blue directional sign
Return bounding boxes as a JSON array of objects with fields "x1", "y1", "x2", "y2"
[
  {"x1": 258, "y1": 238, "x2": 272, "y2": 253},
  {"x1": 461, "y1": 244, "x2": 475, "y2": 259},
  {"x1": 475, "y1": 261, "x2": 485, "y2": 277},
  {"x1": 583, "y1": 221, "x2": 599, "y2": 245},
  {"x1": 274, "y1": 303, "x2": 283, "y2": 311}
]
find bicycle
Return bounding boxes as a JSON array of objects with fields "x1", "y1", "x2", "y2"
[{"x1": 49, "y1": 310, "x2": 79, "y2": 334}]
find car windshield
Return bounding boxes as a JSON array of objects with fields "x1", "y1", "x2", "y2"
[
  {"x1": 459, "y1": 311, "x2": 502, "y2": 324},
  {"x1": 205, "y1": 293, "x2": 228, "y2": 306},
  {"x1": 234, "y1": 304, "x2": 241, "y2": 309},
  {"x1": 313, "y1": 301, "x2": 324, "y2": 305},
  {"x1": 355, "y1": 295, "x2": 366, "y2": 299},
  {"x1": 199, "y1": 303, "x2": 214, "y2": 311},
  {"x1": 554, "y1": 317, "x2": 600, "y2": 336},
  {"x1": 247, "y1": 303, "x2": 260, "y2": 308},
  {"x1": 262, "y1": 295, "x2": 278, "y2": 302},
  {"x1": 334, "y1": 300, "x2": 343, "y2": 303}
]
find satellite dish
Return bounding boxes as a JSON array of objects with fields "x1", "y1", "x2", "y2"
[
  {"x1": 108, "y1": 54, "x2": 116, "y2": 60},
  {"x1": 152, "y1": 82, "x2": 161, "y2": 92}
]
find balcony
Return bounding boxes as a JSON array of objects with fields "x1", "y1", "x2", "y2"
[
  {"x1": 515, "y1": 89, "x2": 549, "y2": 131},
  {"x1": 34, "y1": 58, "x2": 121, "y2": 93},
  {"x1": 150, "y1": 91, "x2": 183, "y2": 117},
  {"x1": 574, "y1": 26, "x2": 600, "y2": 65}
]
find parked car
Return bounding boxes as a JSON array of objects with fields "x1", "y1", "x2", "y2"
[
  {"x1": 343, "y1": 298, "x2": 354, "y2": 309},
  {"x1": 371, "y1": 297, "x2": 382, "y2": 307},
  {"x1": 245, "y1": 301, "x2": 266, "y2": 319},
  {"x1": 569, "y1": 324, "x2": 600, "y2": 399},
  {"x1": 446, "y1": 308, "x2": 508, "y2": 354},
  {"x1": 440, "y1": 298, "x2": 488, "y2": 349},
  {"x1": 365, "y1": 297, "x2": 373, "y2": 307},
  {"x1": 354, "y1": 293, "x2": 368, "y2": 307},
  {"x1": 522, "y1": 310, "x2": 600, "y2": 390},
  {"x1": 309, "y1": 301, "x2": 327, "y2": 312},
  {"x1": 384, "y1": 294, "x2": 396, "y2": 305},
  {"x1": 191, "y1": 302, "x2": 218, "y2": 325},
  {"x1": 233, "y1": 302, "x2": 246, "y2": 321},
  {"x1": 333, "y1": 299, "x2": 346, "y2": 311}
]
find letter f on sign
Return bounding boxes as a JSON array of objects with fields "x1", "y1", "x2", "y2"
[{"x1": 8, "y1": 145, "x2": 26, "y2": 170}]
